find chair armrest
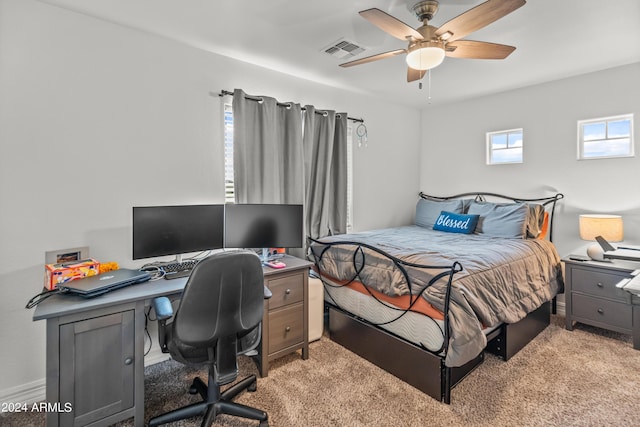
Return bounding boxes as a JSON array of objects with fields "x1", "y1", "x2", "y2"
[
  {"x1": 153, "y1": 297, "x2": 173, "y2": 353},
  {"x1": 153, "y1": 296, "x2": 173, "y2": 320},
  {"x1": 263, "y1": 286, "x2": 272, "y2": 300}
]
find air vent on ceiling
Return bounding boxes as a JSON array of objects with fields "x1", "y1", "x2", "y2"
[{"x1": 321, "y1": 38, "x2": 366, "y2": 60}]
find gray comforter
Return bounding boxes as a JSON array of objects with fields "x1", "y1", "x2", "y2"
[{"x1": 311, "y1": 226, "x2": 564, "y2": 367}]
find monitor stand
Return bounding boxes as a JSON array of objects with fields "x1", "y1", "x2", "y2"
[{"x1": 261, "y1": 248, "x2": 270, "y2": 263}]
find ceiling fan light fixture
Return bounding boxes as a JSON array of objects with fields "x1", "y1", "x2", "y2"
[{"x1": 405, "y1": 41, "x2": 445, "y2": 70}]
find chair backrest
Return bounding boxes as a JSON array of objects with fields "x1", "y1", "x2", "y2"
[{"x1": 172, "y1": 251, "x2": 264, "y2": 348}]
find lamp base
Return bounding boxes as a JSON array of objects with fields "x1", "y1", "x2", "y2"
[{"x1": 586, "y1": 243, "x2": 611, "y2": 262}]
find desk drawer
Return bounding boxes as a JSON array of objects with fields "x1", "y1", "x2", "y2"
[
  {"x1": 572, "y1": 268, "x2": 629, "y2": 302},
  {"x1": 267, "y1": 273, "x2": 304, "y2": 310},
  {"x1": 268, "y1": 304, "x2": 304, "y2": 353},
  {"x1": 572, "y1": 293, "x2": 632, "y2": 330}
]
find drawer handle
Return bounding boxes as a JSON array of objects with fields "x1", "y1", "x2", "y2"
[
  {"x1": 596, "y1": 282, "x2": 604, "y2": 288},
  {"x1": 124, "y1": 357, "x2": 133, "y2": 365},
  {"x1": 285, "y1": 326, "x2": 291, "y2": 332},
  {"x1": 597, "y1": 308, "x2": 604, "y2": 315},
  {"x1": 285, "y1": 288, "x2": 291, "y2": 295}
]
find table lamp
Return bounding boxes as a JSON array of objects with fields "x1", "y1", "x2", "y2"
[{"x1": 579, "y1": 214, "x2": 624, "y2": 261}]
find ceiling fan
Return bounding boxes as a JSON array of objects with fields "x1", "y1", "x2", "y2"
[{"x1": 340, "y1": 0, "x2": 526, "y2": 82}]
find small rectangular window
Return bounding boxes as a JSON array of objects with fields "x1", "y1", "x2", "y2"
[
  {"x1": 487, "y1": 128, "x2": 523, "y2": 165},
  {"x1": 578, "y1": 114, "x2": 634, "y2": 160}
]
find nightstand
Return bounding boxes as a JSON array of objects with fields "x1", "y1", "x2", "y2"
[
  {"x1": 259, "y1": 255, "x2": 313, "y2": 376},
  {"x1": 563, "y1": 256, "x2": 640, "y2": 349}
]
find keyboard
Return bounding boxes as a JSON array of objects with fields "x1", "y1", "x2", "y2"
[
  {"x1": 162, "y1": 260, "x2": 198, "y2": 273},
  {"x1": 162, "y1": 260, "x2": 198, "y2": 280}
]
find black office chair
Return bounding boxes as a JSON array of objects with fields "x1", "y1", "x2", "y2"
[{"x1": 149, "y1": 251, "x2": 269, "y2": 427}]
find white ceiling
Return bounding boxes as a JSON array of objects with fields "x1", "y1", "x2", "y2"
[{"x1": 39, "y1": 0, "x2": 640, "y2": 109}]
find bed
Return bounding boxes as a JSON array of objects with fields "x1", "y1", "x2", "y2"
[{"x1": 309, "y1": 192, "x2": 564, "y2": 403}]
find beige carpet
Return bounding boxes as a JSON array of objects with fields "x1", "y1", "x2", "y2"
[{"x1": 3, "y1": 316, "x2": 639, "y2": 426}]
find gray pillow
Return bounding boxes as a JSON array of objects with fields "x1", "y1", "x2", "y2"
[
  {"x1": 415, "y1": 199, "x2": 464, "y2": 228},
  {"x1": 467, "y1": 201, "x2": 529, "y2": 238}
]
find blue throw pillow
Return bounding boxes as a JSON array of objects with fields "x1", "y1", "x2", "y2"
[{"x1": 433, "y1": 211, "x2": 479, "y2": 234}]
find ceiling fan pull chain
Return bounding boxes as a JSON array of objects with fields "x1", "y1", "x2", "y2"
[
  {"x1": 418, "y1": 49, "x2": 424, "y2": 92},
  {"x1": 427, "y1": 69, "x2": 432, "y2": 104}
]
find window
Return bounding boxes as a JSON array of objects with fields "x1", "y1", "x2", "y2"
[
  {"x1": 222, "y1": 104, "x2": 354, "y2": 230},
  {"x1": 487, "y1": 128, "x2": 523, "y2": 165},
  {"x1": 223, "y1": 103, "x2": 235, "y2": 203},
  {"x1": 578, "y1": 114, "x2": 634, "y2": 160}
]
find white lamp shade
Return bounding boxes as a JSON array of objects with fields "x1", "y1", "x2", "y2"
[
  {"x1": 578, "y1": 214, "x2": 624, "y2": 242},
  {"x1": 406, "y1": 45, "x2": 445, "y2": 70}
]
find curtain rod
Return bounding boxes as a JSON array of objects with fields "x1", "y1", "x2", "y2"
[{"x1": 218, "y1": 90, "x2": 364, "y2": 123}]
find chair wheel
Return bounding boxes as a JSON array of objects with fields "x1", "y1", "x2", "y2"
[
  {"x1": 188, "y1": 386, "x2": 198, "y2": 394},
  {"x1": 248, "y1": 381, "x2": 257, "y2": 392},
  {"x1": 259, "y1": 420, "x2": 269, "y2": 427}
]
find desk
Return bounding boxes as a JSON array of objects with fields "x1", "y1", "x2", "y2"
[{"x1": 33, "y1": 255, "x2": 311, "y2": 427}]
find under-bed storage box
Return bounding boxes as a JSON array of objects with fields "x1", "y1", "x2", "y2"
[
  {"x1": 485, "y1": 301, "x2": 551, "y2": 361},
  {"x1": 329, "y1": 306, "x2": 484, "y2": 403}
]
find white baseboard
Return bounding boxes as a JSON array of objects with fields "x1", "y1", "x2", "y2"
[
  {"x1": 144, "y1": 348, "x2": 172, "y2": 366},
  {"x1": 0, "y1": 378, "x2": 46, "y2": 405}
]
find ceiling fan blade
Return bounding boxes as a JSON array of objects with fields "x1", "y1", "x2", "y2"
[
  {"x1": 359, "y1": 8, "x2": 423, "y2": 41},
  {"x1": 339, "y1": 49, "x2": 406, "y2": 67},
  {"x1": 435, "y1": 0, "x2": 526, "y2": 43},
  {"x1": 407, "y1": 67, "x2": 426, "y2": 82},
  {"x1": 445, "y1": 40, "x2": 516, "y2": 59}
]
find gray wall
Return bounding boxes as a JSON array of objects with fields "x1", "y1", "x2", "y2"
[
  {"x1": 0, "y1": 0, "x2": 420, "y2": 401},
  {"x1": 419, "y1": 63, "x2": 640, "y2": 258}
]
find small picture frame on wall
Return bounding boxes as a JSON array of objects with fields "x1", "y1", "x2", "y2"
[{"x1": 45, "y1": 246, "x2": 90, "y2": 264}]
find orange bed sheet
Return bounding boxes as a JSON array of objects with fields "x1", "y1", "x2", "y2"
[{"x1": 318, "y1": 272, "x2": 444, "y2": 321}]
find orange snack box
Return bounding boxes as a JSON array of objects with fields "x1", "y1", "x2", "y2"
[{"x1": 44, "y1": 259, "x2": 100, "y2": 290}]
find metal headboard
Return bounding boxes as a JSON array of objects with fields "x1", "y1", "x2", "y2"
[{"x1": 418, "y1": 191, "x2": 564, "y2": 242}]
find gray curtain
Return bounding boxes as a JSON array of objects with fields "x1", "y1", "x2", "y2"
[
  {"x1": 232, "y1": 89, "x2": 304, "y2": 204},
  {"x1": 303, "y1": 106, "x2": 348, "y2": 240},
  {"x1": 232, "y1": 89, "x2": 348, "y2": 256}
]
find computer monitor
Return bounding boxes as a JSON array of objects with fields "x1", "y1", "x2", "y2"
[
  {"x1": 132, "y1": 205, "x2": 224, "y2": 261},
  {"x1": 224, "y1": 204, "x2": 303, "y2": 258}
]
